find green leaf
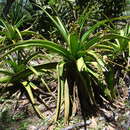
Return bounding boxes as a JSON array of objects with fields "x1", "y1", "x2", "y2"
[
  {"x1": 104, "y1": 88, "x2": 112, "y2": 100},
  {"x1": 81, "y1": 20, "x2": 107, "y2": 43},
  {"x1": 64, "y1": 79, "x2": 70, "y2": 124},
  {"x1": 0, "y1": 69, "x2": 14, "y2": 76},
  {"x1": 22, "y1": 81, "x2": 45, "y2": 119},
  {"x1": 0, "y1": 62, "x2": 57, "y2": 83},
  {"x1": 0, "y1": 76, "x2": 12, "y2": 83},
  {"x1": 38, "y1": 6, "x2": 68, "y2": 43},
  {"x1": 87, "y1": 50, "x2": 107, "y2": 72},
  {"x1": 15, "y1": 27, "x2": 23, "y2": 40},
  {"x1": 55, "y1": 62, "x2": 65, "y2": 121},
  {"x1": 0, "y1": 40, "x2": 71, "y2": 60},
  {"x1": 68, "y1": 33, "x2": 80, "y2": 57},
  {"x1": 21, "y1": 30, "x2": 45, "y2": 39},
  {"x1": 81, "y1": 16, "x2": 130, "y2": 43},
  {"x1": 28, "y1": 66, "x2": 52, "y2": 93},
  {"x1": 76, "y1": 57, "x2": 99, "y2": 78},
  {"x1": 0, "y1": 19, "x2": 15, "y2": 40},
  {"x1": 76, "y1": 57, "x2": 87, "y2": 72},
  {"x1": 83, "y1": 35, "x2": 101, "y2": 50}
]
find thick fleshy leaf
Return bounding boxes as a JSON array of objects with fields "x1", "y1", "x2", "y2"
[
  {"x1": 0, "y1": 69, "x2": 14, "y2": 75},
  {"x1": 81, "y1": 16, "x2": 130, "y2": 43},
  {"x1": 87, "y1": 50, "x2": 108, "y2": 72},
  {"x1": 55, "y1": 62, "x2": 65, "y2": 121},
  {"x1": 0, "y1": 40, "x2": 71, "y2": 59},
  {"x1": 84, "y1": 33, "x2": 130, "y2": 52},
  {"x1": 38, "y1": 6, "x2": 68, "y2": 43},
  {"x1": 76, "y1": 57, "x2": 87, "y2": 72},
  {"x1": 64, "y1": 79, "x2": 70, "y2": 124},
  {"x1": 76, "y1": 65, "x2": 96, "y2": 105},
  {"x1": 22, "y1": 81, "x2": 45, "y2": 119},
  {"x1": 0, "y1": 62, "x2": 57, "y2": 83},
  {"x1": 21, "y1": 31, "x2": 45, "y2": 39},
  {"x1": 76, "y1": 57, "x2": 99, "y2": 78},
  {"x1": 0, "y1": 19, "x2": 16, "y2": 40},
  {"x1": 68, "y1": 33, "x2": 80, "y2": 57},
  {"x1": 28, "y1": 66, "x2": 52, "y2": 93},
  {"x1": 0, "y1": 76, "x2": 12, "y2": 83}
]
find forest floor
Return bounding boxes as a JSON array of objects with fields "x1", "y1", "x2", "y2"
[{"x1": 0, "y1": 86, "x2": 130, "y2": 130}]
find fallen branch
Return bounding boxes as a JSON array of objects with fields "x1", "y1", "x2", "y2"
[{"x1": 61, "y1": 120, "x2": 91, "y2": 130}]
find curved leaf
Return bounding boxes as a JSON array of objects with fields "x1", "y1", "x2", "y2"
[
  {"x1": 81, "y1": 16, "x2": 130, "y2": 43},
  {"x1": 0, "y1": 40, "x2": 71, "y2": 59},
  {"x1": 68, "y1": 33, "x2": 80, "y2": 57}
]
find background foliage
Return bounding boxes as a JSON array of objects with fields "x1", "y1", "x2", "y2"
[{"x1": 0, "y1": 0, "x2": 130, "y2": 127}]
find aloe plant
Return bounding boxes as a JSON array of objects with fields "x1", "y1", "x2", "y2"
[
  {"x1": 1, "y1": 8, "x2": 130, "y2": 123},
  {"x1": 0, "y1": 18, "x2": 57, "y2": 119},
  {"x1": 103, "y1": 24, "x2": 130, "y2": 96}
]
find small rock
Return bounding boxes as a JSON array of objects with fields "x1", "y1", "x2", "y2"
[
  {"x1": 85, "y1": 120, "x2": 92, "y2": 125},
  {"x1": 114, "y1": 114, "x2": 119, "y2": 121},
  {"x1": 28, "y1": 125, "x2": 37, "y2": 130},
  {"x1": 98, "y1": 116, "x2": 105, "y2": 121},
  {"x1": 38, "y1": 126, "x2": 48, "y2": 130}
]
